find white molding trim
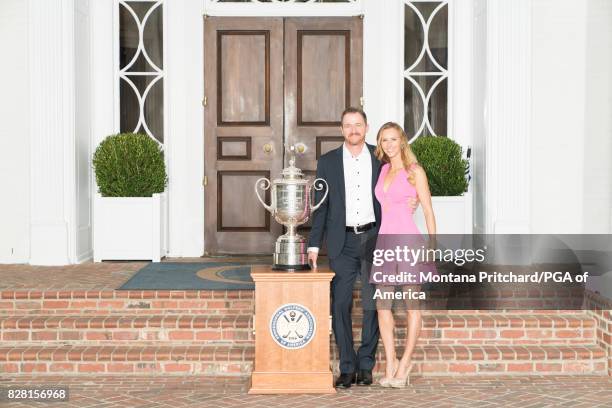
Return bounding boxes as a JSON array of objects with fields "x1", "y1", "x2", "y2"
[
  {"x1": 362, "y1": 0, "x2": 403, "y2": 142},
  {"x1": 448, "y1": 0, "x2": 472, "y2": 150},
  {"x1": 470, "y1": 0, "x2": 487, "y2": 234},
  {"x1": 28, "y1": 0, "x2": 77, "y2": 265},
  {"x1": 402, "y1": 0, "x2": 450, "y2": 141},
  {"x1": 158, "y1": 0, "x2": 473, "y2": 256},
  {"x1": 203, "y1": 0, "x2": 363, "y2": 17},
  {"x1": 75, "y1": 0, "x2": 94, "y2": 263},
  {"x1": 90, "y1": 0, "x2": 117, "y2": 263},
  {"x1": 164, "y1": 0, "x2": 205, "y2": 257},
  {"x1": 485, "y1": 0, "x2": 532, "y2": 234}
]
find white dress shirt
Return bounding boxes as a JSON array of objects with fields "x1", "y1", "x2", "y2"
[
  {"x1": 343, "y1": 143, "x2": 376, "y2": 227},
  {"x1": 308, "y1": 143, "x2": 376, "y2": 254}
]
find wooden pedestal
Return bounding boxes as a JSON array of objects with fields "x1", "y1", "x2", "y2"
[{"x1": 248, "y1": 265, "x2": 336, "y2": 394}]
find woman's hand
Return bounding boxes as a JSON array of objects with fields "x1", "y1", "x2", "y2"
[
  {"x1": 413, "y1": 165, "x2": 437, "y2": 237},
  {"x1": 406, "y1": 167, "x2": 420, "y2": 213}
]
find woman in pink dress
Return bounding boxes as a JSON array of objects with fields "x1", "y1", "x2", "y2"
[{"x1": 371, "y1": 122, "x2": 437, "y2": 388}]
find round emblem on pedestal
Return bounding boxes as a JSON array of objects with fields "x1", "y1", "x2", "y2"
[{"x1": 269, "y1": 303, "x2": 316, "y2": 349}]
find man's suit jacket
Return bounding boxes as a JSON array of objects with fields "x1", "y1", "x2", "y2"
[{"x1": 308, "y1": 143, "x2": 382, "y2": 260}]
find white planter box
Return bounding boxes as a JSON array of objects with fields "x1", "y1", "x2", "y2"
[
  {"x1": 93, "y1": 193, "x2": 167, "y2": 262},
  {"x1": 414, "y1": 192, "x2": 473, "y2": 235}
]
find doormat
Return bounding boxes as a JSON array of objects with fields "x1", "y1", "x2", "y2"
[
  {"x1": 118, "y1": 259, "x2": 328, "y2": 290},
  {"x1": 118, "y1": 262, "x2": 266, "y2": 290}
]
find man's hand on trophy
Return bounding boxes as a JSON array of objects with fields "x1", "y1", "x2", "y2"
[{"x1": 307, "y1": 251, "x2": 318, "y2": 269}]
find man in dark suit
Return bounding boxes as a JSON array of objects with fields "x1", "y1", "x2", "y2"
[{"x1": 307, "y1": 107, "x2": 382, "y2": 388}]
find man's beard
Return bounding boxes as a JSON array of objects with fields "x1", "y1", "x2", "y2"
[{"x1": 347, "y1": 134, "x2": 364, "y2": 144}]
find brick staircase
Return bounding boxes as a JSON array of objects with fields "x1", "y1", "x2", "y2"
[{"x1": 0, "y1": 289, "x2": 610, "y2": 376}]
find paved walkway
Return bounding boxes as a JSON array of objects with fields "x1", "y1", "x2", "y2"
[{"x1": 1, "y1": 375, "x2": 611, "y2": 407}]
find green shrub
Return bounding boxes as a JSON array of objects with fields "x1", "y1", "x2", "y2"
[
  {"x1": 411, "y1": 136, "x2": 468, "y2": 196},
  {"x1": 93, "y1": 133, "x2": 168, "y2": 197}
]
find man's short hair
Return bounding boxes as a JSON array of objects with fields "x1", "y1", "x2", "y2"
[{"x1": 341, "y1": 107, "x2": 367, "y2": 125}]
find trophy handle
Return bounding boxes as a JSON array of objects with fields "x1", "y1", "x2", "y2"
[
  {"x1": 310, "y1": 178, "x2": 329, "y2": 213},
  {"x1": 254, "y1": 177, "x2": 274, "y2": 213}
]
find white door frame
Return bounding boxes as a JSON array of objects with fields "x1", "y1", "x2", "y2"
[{"x1": 88, "y1": 0, "x2": 480, "y2": 259}]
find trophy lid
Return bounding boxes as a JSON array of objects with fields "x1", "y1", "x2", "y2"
[{"x1": 275, "y1": 146, "x2": 308, "y2": 184}]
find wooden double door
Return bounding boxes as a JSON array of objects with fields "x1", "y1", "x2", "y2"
[{"x1": 204, "y1": 17, "x2": 363, "y2": 254}]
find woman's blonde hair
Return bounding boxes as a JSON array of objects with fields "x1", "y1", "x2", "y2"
[{"x1": 375, "y1": 122, "x2": 419, "y2": 184}]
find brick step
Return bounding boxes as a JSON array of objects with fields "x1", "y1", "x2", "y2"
[
  {"x1": 0, "y1": 313, "x2": 596, "y2": 345},
  {"x1": 0, "y1": 343, "x2": 606, "y2": 376},
  {"x1": 0, "y1": 290, "x2": 255, "y2": 315},
  {"x1": 350, "y1": 313, "x2": 597, "y2": 345},
  {"x1": 0, "y1": 315, "x2": 252, "y2": 343}
]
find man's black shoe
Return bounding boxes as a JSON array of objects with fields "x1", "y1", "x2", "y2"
[
  {"x1": 356, "y1": 369, "x2": 373, "y2": 386},
  {"x1": 335, "y1": 372, "x2": 357, "y2": 389}
]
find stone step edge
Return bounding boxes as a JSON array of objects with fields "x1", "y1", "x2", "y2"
[
  {"x1": 0, "y1": 288, "x2": 594, "y2": 300},
  {"x1": 0, "y1": 347, "x2": 607, "y2": 376},
  {"x1": 0, "y1": 344, "x2": 605, "y2": 362},
  {"x1": 0, "y1": 314, "x2": 596, "y2": 330},
  {"x1": 1, "y1": 361, "x2": 608, "y2": 376},
  {"x1": 0, "y1": 290, "x2": 254, "y2": 300}
]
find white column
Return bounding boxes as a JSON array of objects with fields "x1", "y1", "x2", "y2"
[
  {"x1": 28, "y1": 0, "x2": 77, "y2": 265},
  {"x1": 485, "y1": 0, "x2": 532, "y2": 234}
]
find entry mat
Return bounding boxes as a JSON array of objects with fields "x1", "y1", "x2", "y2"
[{"x1": 118, "y1": 259, "x2": 328, "y2": 290}]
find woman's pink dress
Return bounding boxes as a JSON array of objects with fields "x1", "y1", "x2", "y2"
[{"x1": 370, "y1": 163, "x2": 435, "y2": 285}]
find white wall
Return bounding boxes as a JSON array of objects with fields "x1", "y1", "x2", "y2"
[
  {"x1": 0, "y1": 0, "x2": 30, "y2": 263},
  {"x1": 583, "y1": 0, "x2": 612, "y2": 233},
  {"x1": 531, "y1": 0, "x2": 586, "y2": 233},
  {"x1": 531, "y1": 0, "x2": 612, "y2": 233},
  {"x1": 485, "y1": 0, "x2": 532, "y2": 234}
]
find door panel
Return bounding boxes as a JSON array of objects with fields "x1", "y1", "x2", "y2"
[
  {"x1": 299, "y1": 32, "x2": 348, "y2": 124},
  {"x1": 204, "y1": 17, "x2": 283, "y2": 254},
  {"x1": 204, "y1": 16, "x2": 363, "y2": 254},
  {"x1": 284, "y1": 17, "x2": 363, "y2": 173},
  {"x1": 218, "y1": 32, "x2": 269, "y2": 125}
]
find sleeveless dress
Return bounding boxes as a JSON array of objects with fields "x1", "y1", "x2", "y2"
[{"x1": 369, "y1": 163, "x2": 436, "y2": 285}]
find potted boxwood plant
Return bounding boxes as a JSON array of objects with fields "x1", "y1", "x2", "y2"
[
  {"x1": 410, "y1": 136, "x2": 472, "y2": 234},
  {"x1": 92, "y1": 133, "x2": 168, "y2": 262}
]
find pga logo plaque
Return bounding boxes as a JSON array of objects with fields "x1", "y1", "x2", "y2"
[{"x1": 269, "y1": 303, "x2": 316, "y2": 349}]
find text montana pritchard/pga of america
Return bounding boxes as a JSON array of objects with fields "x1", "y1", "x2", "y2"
[
  {"x1": 371, "y1": 270, "x2": 590, "y2": 300},
  {"x1": 369, "y1": 245, "x2": 590, "y2": 301}
]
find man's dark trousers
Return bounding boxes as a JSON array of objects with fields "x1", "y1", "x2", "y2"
[{"x1": 329, "y1": 227, "x2": 379, "y2": 374}]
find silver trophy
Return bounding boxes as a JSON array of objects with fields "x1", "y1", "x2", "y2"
[{"x1": 255, "y1": 146, "x2": 328, "y2": 271}]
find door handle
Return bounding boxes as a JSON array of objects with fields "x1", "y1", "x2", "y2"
[
  {"x1": 295, "y1": 143, "x2": 306, "y2": 154},
  {"x1": 263, "y1": 143, "x2": 273, "y2": 153}
]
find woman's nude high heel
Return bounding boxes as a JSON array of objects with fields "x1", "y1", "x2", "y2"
[
  {"x1": 378, "y1": 358, "x2": 400, "y2": 387},
  {"x1": 389, "y1": 362, "x2": 413, "y2": 388}
]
